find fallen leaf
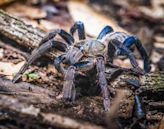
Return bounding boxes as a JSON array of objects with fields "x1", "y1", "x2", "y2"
[
  {"x1": 139, "y1": 0, "x2": 164, "y2": 20},
  {"x1": 0, "y1": 0, "x2": 14, "y2": 5},
  {"x1": 68, "y1": 1, "x2": 129, "y2": 37},
  {"x1": 6, "y1": 3, "x2": 47, "y2": 19},
  {"x1": 0, "y1": 61, "x2": 25, "y2": 77}
]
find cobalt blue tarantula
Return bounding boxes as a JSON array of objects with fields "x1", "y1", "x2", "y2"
[{"x1": 12, "y1": 21, "x2": 151, "y2": 111}]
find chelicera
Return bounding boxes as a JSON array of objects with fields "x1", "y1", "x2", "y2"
[{"x1": 12, "y1": 21, "x2": 151, "y2": 111}]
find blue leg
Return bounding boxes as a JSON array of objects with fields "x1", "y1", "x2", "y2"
[
  {"x1": 54, "y1": 54, "x2": 66, "y2": 73},
  {"x1": 108, "y1": 39, "x2": 143, "y2": 74},
  {"x1": 123, "y1": 36, "x2": 151, "y2": 73},
  {"x1": 97, "y1": 25, "x2": 113, "y2": 40},
  {"x1": 70, "y1": 21, "x2": 86, "y2": 40},
  {"x1": 134, "y1": 95, "x2": 145, "y2": 119},
  {"x1": 40, "y1": 29, "x2": 74, "y2": 46},
  {"x1": 107, "y1": 42, "x2": 116, "y2": 63},
  {"x1": 119, "y1": 45, "x2": 144, "y2": 74},
  {"x1": 73, "y1": 58, "x2": 94, "y2": 71}
]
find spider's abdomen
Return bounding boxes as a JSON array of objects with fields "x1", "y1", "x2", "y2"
[{"x1": 102, "y1": 32, "x2": 129, "y2": 44}]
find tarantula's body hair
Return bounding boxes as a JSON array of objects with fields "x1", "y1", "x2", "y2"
[{"x1": 101, "y1": 32, "x2": 129, "y2": 44}]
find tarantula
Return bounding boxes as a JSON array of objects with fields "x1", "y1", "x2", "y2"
[{"x1": 12, "y1": 21, "x2": 151, "y2": 111}]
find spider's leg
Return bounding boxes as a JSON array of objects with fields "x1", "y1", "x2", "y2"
[
  {"x1": 62, "y1": 66, "x2": 76, "y2": 101},
  {"x1": 134, "y1": 95, "x2": 145, "y2": 119},
  {"x1": 73, "y1": 58, "x2": 95, "y2": 71},
  {"x1": 54, "y1": 54, "x2": 66, "y2": 73},
  {"x1": 107, "y1": 41, "x2": 116, "y2": 64},
  {"x1": 97, "y1": 25, "x2": 113, "y2": 39},
  {"x1": 106, "y1": 40, "x2": 133, "y2": 72},
  {"x1": 112, "y1": 39, "x2": 144, "y2": 74},
  {"x1": 12, "y1": 40, "x2": 67, "y2": 83},
  {"x1": 123, "y1": 37, "x2": 151, "y2": 73},
  {"x1": 40, "y1": 29, "x2": 74, "y2": 46},
  {"x1": 96, "y1": 56, "x2": 110, "y2": 111},
  {"x1": 70, "y1": 21, "x2": 86, "y2": 40},
  {"x1": 62, "y1": 59, "x2": 95, "y2": 101}
]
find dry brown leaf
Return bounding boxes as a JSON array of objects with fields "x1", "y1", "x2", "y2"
[
  {"x1": 0, "y1": 0, "x2": 14, "y2": 5},
  {"x1": 39, "y1": 20, "x2": 69, "y2": 32},
  {"x1": 68, "y1": 1, "x2": 129, "y2": 37},
  {"x1": 139, "y1": 0, "x2": 164, "y2": 20},
  {"x1": 151, "y1": 51, "x2": 163, "y2": 63},
  {"x1": 159, "y1": 116, "x2": 164, "y2": 129},
  {"x1": 0, "y1": 61, "x2": 25, "y2": 77},
  {"x1": 155, "y1": 35, "x2": 164, "y2": 43},
  {"x1": 6, "y1": 3, "x2": 47, "y2": 19}
]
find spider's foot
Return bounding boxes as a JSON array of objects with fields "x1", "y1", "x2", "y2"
[
  {"x1": 103, "y1": 98, "x2": 110, "y2": 111},
  {"x1": 62, "y1": 84, "x2": 76, "y2": 101},
  {"x1": 131, "y1": 67, "x2": 145, "y2": 75},
  {"x1": 62, "y1": 85, "x2": 73, "y2": 101},
  {"x1": 12, "y1": 74, "x2": 21, "y2": 83}
]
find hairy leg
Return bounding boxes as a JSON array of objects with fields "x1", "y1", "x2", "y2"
[
  {"x1": 12, "y1": 40, "x2": 67, "y2": 83},
  {"x1": 134, "y1": 95, "x2": 145, "y2": 119},
  {"x1": 62, "y1": 58, "x2": 95, "y2": 101},
  {"x1": 123, "y1": 36, "x2": 151, "y2": 73},
  {"x1": 40, "y1": 29, "x2": 74, "y2": 46},
  {"x1": 97, "y1": 25, "x2": 113, "y2": 40},
  {"x1": 54, "y1": 54, "x2": 66, "y2": 73},
  {"x1": 121, "y1": 45, "x2": 144, "y2": 74},
  {"x1": 62, "y1": 66, "x2": 76, "y2": 101},
  {"x1": 70, "y1": 21, "x2": 86, "y2": 40},
  {"x1": 96, "y1": 56, "x2": 110, "y2": 111}
]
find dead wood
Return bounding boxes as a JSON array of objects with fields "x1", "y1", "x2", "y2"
[
  {"x1": 0, "y1": 95, "x2": 104, "y2": 129},
  {"x1": 0, "y1": 78, "x2": 57, "y2": 105},
  {"x1": 0, "y1": 40, "x2": 29, "y2": 59},
  {"x1": 0, "y1": 9, "x2": 58, "y2": 59}
]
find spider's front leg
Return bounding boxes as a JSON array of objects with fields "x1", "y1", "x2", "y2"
[
  {"x1": 57, "y1": 58, "x2": 95, "y2": 101},
  {"x1": 134, "y1": 95, "x2": 145, "y2": 119},
  {"x1": 12, "y1": 29, "x2": 74, "y2": 83},
  {"x1": 123, "y1": 36, "x2": 151, "y2": 73},
  {"x1": 96, "y1": 56, "x2": 110, "y2": 111},
  {"x1": 40, "y1": 29, "x2": 74, "y2": 46},
  {"x1": 12, "y1": 40, "x2": 67, "y2": 83},
  {"x1": 62, "y1": 66, "x2": 76, "y2": 101},
  {"x1": 70, "y1": 21, "x2": 86, "y2": 40}
]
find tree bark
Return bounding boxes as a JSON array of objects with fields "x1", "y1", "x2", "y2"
[
  {"x1": 0, "y1": 9, "x2": 59, "y2": 59},
  {"x1": 0, "y1": 95, "x2": 104, "y2": 129}
]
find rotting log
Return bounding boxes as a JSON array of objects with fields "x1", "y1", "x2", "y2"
[
  {"x1": 0, "y1": 95, "x2": 104, "y2": 129},
  {"x1": 0, "y1": 78, "x2": 57, "y2": 105},
  {"x1": 0, "y1": 9, "x2": 59, "y2": 59},
  {"x1": 0, "y1": 9, "x2": 44, "y2": 48}
]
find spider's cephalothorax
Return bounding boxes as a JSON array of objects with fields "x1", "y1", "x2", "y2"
[{"x1": 12, "y1": 21, "x2": 151, "y2": 111}]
